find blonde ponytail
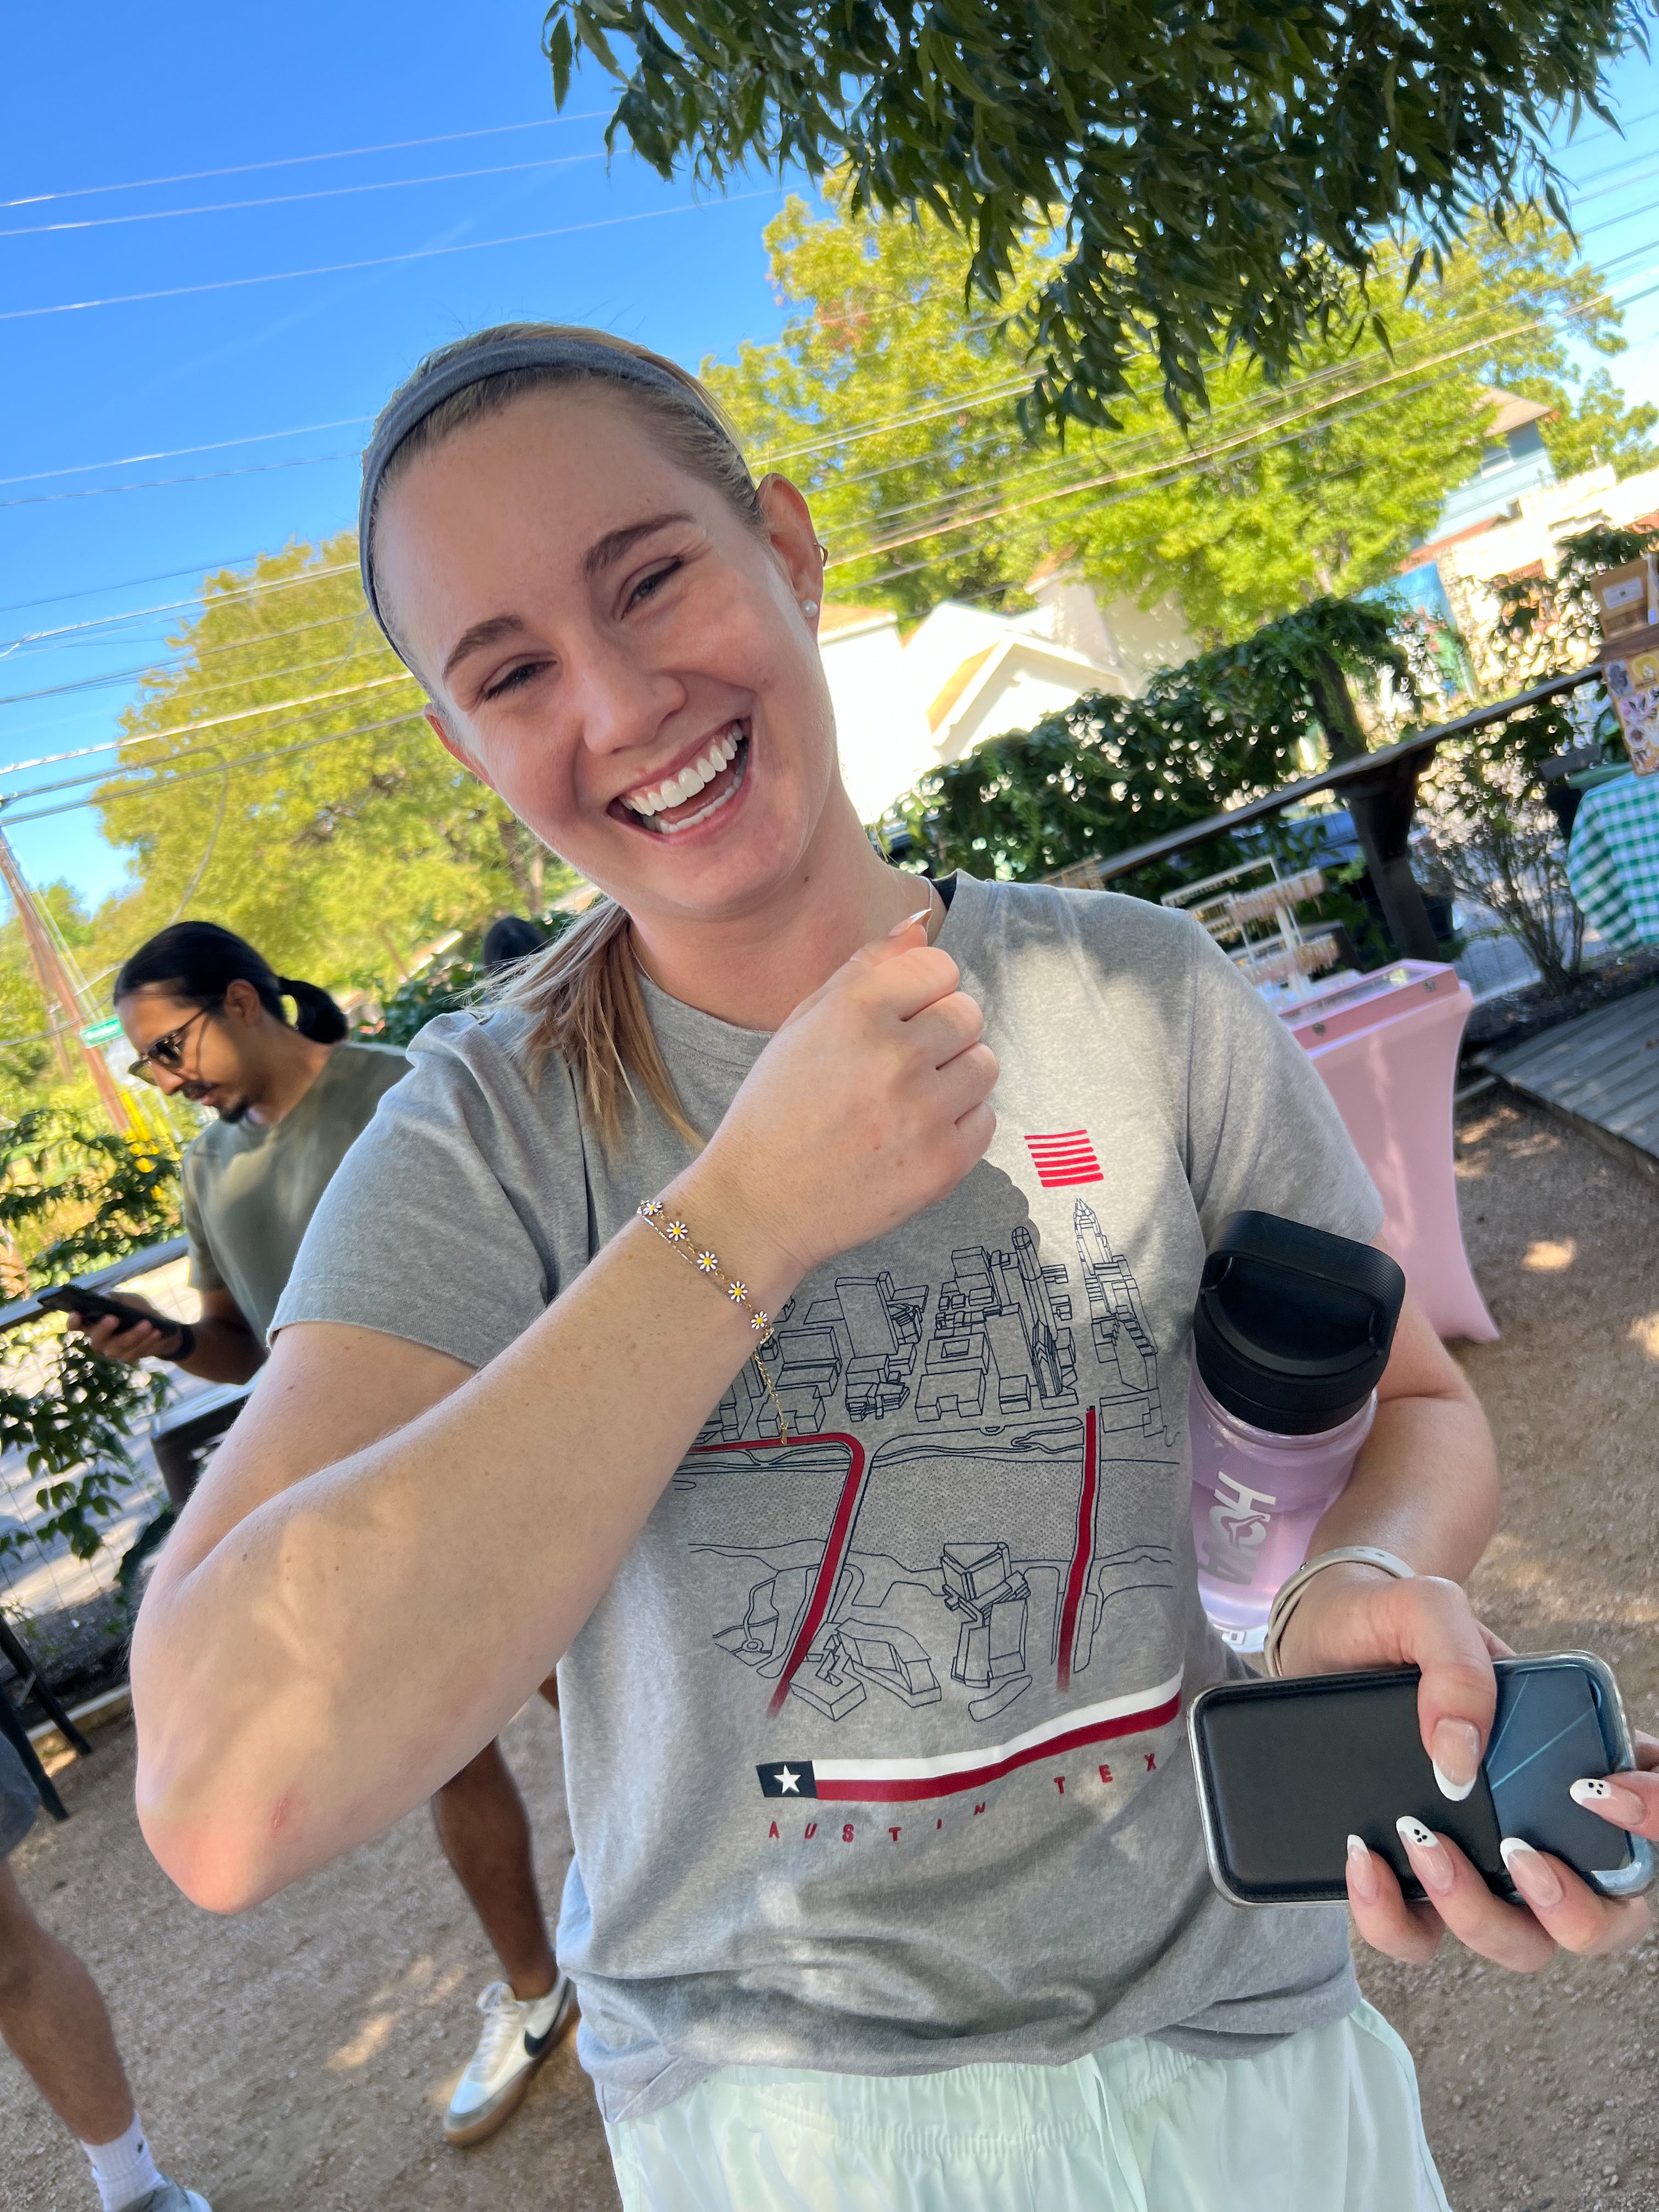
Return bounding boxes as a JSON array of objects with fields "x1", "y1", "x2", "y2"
[{"x1": 495, "y1": 901, "x2": 699, "y2": 1153}]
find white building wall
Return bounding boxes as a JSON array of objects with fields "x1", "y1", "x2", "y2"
[
  {"x1": 940, "y1": 657, "x2": 1117, "y2": 760},
  {"x1": 818, "y1": 614, "x2": 936, "y2": 824}
]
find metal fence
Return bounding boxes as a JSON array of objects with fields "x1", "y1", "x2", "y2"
[{"x1": 1048, "y1": 663, "x2": 1600, "y2": 960}]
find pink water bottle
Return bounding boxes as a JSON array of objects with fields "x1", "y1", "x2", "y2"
[{"x1": 1190, "y1": 1213, "x2": 1406, "y2": 1651}]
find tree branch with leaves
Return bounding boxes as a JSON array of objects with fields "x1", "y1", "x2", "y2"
[{"x1": 545, "y1": 0, "x2": 1646, "y2": 431}]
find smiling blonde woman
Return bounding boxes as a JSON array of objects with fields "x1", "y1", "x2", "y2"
[{"x1": 130, "y1": 325, "x2": 1658, "y2": 2212}]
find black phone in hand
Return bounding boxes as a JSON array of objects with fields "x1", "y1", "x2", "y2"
[
  {"x1": 1188, "y1": 1654, "x2": 1653, "y2": 1906},
  {"x1": 37, "y1": 1284, "x2": 154, "y2": 1331}
]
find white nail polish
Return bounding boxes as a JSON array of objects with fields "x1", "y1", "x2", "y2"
[
  {"x1": 1345, "y1": 1833, "x2": 1378, "y2": 1902},
  {"x1": 1396, "y1": 1815, "x2": 1437, "y2": 1850},
  {"x1": 1432, "y1": 1760, "x2": 1476, "y2": 1803},
  {"x1": 1570, "y1": 1778, "x2": 1614, "y2": 1804},
  {"x1": 1500, "y1": 1834, "x2": 1564, "y2": 1906}
]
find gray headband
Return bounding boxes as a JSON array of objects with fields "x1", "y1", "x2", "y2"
[{"x1": 357, "y1": 334, "x2": 735, "y2": 645}]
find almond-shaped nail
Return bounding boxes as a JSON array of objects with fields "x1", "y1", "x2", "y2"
[
  {"x1": 888, "y1": 907, "x2": 932, "y2": 937},
  {"x1": 1571, "y1": 1775, "x2": 1644, "y2": 1822},
  {"x1": 1346, "y1": 1833, "x2": 1379, "y2": 1905},
  {"x1": 1430, "y1": 1717, "x2": 1482, "y2": 1802},
  {"x1": 1500, "y1": 1836, "x2": 1563, "y2": 1909},
  {"x1": 1396, "y1": 1815, "x2": 1454, "y2": 1897}
]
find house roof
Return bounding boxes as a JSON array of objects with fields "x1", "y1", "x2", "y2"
[
  {"x1": 1402, "y1": 514, "x2": 1501, "y2": 571},
  {"x1": 1480, "y1": 387, "x2": 1555, "y2": 438},
  {"x1": 927, "y1": 644, "x2": 996, "y2": 732}
]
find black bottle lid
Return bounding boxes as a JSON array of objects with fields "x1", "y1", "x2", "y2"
[{"x1": 1193, "y1": 1211, "x2": 1407, "y2": 1437}]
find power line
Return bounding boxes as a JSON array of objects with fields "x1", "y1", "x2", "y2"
[
  {"x1": 2, "y1": 116, "x2": 611, "y2": 208},
  {"x1": 0, "y1": 450, "x2": 359, "y2": 512},
  {"x1": 0, "y1": 671, "x2": 417, "y2": 780},
  {"x1": 0, "y1": 646, "x2": 379, "y2": 733},
  {"x1": 0, "y1": 551, "x2": 275, "y2": 616},
  {"x1": 0, "y1": 562, "x2": 358, "y2": 654},
  {"x1": 0, "y1": 188, "x2": 783, "y2": 325},
  {"x1": 2, "y1": 285, "x2": 1612, "y2": 738},
  {"x1": 0, "y1": 421, "x2": 371, "y2": 492},
  {"x1": 832, "y1": 269, "x2": 1659, "y2": 574},
  {"x1": 0, "y1": 151, "x2": 608, "y2": 239},
  {"x1": 0, "y1": 709, "x2": 437, "y2": 827},
  {"x1": 0, "y1": 611, "x2": 377, "y2": 707}
]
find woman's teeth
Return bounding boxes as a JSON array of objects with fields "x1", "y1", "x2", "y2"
[{"x1": 620, "y1": 727, "x2": 747, "y2": 832}]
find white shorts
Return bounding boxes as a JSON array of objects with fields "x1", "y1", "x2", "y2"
[{"x1": 604, "y1": 2001, "x2": 1451, "y2": 2212}]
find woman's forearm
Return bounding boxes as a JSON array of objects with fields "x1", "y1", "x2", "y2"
[
  {"x1": 132, "y1": 1160, "x2": 800, "y2": 1912},
  {"x1": 1306, "y1": 1382, "x2": 1499, "y2": 1581}
]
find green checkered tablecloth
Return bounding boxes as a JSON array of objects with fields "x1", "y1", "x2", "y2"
[{"x1": 1566, "y1": 770, "x2": 1659, "y2": 948}]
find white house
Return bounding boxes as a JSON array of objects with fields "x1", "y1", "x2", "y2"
[{"x1": 820, "y1": 565, "x2": 1196, "y2": 825}]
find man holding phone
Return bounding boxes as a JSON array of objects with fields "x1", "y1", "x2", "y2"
[{"x1": 78, "y1": 919, "x2": 575, "y2": 2149}]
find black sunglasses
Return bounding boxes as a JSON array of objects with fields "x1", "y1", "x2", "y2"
[{"x1": 127, "y1": 1006, "x2": 213, "y2": 1084}]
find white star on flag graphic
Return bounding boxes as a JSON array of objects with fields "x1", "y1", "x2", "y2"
[{"x1": 775, "y1": 1765, "x2": 801, "y2": 1795}]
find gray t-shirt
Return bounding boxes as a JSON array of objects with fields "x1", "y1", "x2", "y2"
[
  {"x1": 182, "y1": 1040, "x2": 409, "y2": 1341},
  {"x1": 275, "y1": 877, "x2": 1383, "y2": 2124}
]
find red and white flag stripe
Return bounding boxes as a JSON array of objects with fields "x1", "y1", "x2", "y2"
[
  {"x1": 806, "y1": 1670, "x2": 1183, "y2": 1804},
  {"x1": 1024, "y1": 1128, "x2": 1104, "y2": 1188}
]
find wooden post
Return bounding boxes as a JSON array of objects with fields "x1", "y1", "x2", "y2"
[{"x1": 0, "y1": 830, "x2": 133, "y2": 1133}]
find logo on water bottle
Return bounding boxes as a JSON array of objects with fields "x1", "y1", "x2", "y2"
[{"x1": 1200, "y1": 1472, "x2": 1278, "y2": 1584}]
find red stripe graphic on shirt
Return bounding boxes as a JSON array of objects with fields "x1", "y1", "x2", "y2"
[
  {"x1": 690, "y1": 1433, "x2": 869, "y2": 1716},
  {"x1": 1054, "y1": 1405, "x2": 1098, "y2": 1692},
  {"x1": 1024, "y1": 1129, "x2": 1104, "y2": 1187},
  {"x1": 804, "y1": 1673, "x2": 1183, "y2": 1803}
]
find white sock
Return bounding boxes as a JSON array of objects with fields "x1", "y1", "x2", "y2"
[{"x1": 81, "y1": 2112, "x2": 163, "y2": 2212}]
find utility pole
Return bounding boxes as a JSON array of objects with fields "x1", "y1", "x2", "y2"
[{"x1": 0, "y1": 827, "x2": 133, "y2": 1133}]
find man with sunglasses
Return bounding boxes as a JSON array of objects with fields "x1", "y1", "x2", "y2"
[
  {"x1": 75, "y1": 923, "x2": 408, "y2": 1382},
  {"x1": 81, "y1": 921, "x2": 577, "y2": 2152}
]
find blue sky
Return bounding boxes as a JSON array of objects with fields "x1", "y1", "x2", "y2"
[{"x1": 1, "y1": 8, "x2": 1656, "y2": 911}]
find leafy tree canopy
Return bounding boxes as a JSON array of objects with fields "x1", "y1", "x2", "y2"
[
  {"x1": 86, "y1": 538, "x2": 574, "y2": 1000},
  {"x1": 545, "y1": 0, "x2": 1645, "y2": 428},
  {"x1": 1519, "y1": 365, "x2": 1658, "y2": 479},
  {"x1": 706, "y1": 188, "x2": 1654, "y2": 640}
]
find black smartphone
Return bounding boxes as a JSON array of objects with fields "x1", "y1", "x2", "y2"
[
  {"x1": 37, "y1": 1284, "x2": 154, "y2": 1331},
  {"x1": 1188, "y1": 1654, "x2": 1654, "y2": 1906}
]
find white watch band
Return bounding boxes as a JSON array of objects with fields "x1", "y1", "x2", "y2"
[{"x1": 1262, "y1": 1545, "x2": 1417, "y2": 1679}]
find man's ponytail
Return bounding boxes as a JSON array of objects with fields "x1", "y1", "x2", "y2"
[
  {"x1": 278, "y1": 977, "x2": 347, "y2": 1043},
  {"x1": 116, "y1": 921, "x2": 346, "y2": 1045}
]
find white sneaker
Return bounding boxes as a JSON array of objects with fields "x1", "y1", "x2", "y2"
[{"x1": 442, "y1": 1974, "x2": 575, "y2": 2147}]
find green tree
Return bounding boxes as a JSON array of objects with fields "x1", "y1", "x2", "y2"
[
  {"x1": 708, "y1": 190, "x2": 1648, "y2": 641},
  {"x1": 1520, "y1": 366, "x2": 1659, "y2": 479},
  {"x1": 88, "y1": 539, "x2": 574, "y2": 996},
  {"x1": 544, "y1": 0, "x2": 1641, "y2": 427},
  {"x1": 0, "y1": 1109, "x2": 182, "y2": 1570}
]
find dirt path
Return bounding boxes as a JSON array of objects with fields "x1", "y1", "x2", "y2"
[
  {"x1": 1357, "y1": 1094, "x2": 1659, "y2": 2212},
  {"x1": 2, "y1": 1092, "x2": 1655, "y2": 2211}
]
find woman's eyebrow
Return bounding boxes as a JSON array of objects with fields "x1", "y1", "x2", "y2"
[
  {"x1": 582, "y1": 510, "x2": 694, "y2": 580},
  {"x1": 443, "y1": 613, "x2": 532, "y2": 682}
]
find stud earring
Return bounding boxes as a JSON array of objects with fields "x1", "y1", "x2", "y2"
[{"x1": 802, "y1": 598, "x2": 820, "y2": 617}]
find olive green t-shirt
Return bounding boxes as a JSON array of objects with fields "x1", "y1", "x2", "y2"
[{"x1": 180, "y1": 1040, "x2": 409, "y2": 1340}]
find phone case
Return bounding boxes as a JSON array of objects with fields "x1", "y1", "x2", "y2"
[{"x1": 1188, "y1": 1655, "x2": 1652, "y2": 1908}]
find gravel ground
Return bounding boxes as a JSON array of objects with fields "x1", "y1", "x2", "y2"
[
  {"x1": 1, "y1": 1090, "x2": 1654, "y2": 2212},
  {"x1": 1356, "y1": 1092, "x2": 1659, "y2": 2212}
]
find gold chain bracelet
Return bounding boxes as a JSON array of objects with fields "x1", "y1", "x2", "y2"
[{"x1": 636, "y1": 1199, "x2": 789, "y2": 1443}]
